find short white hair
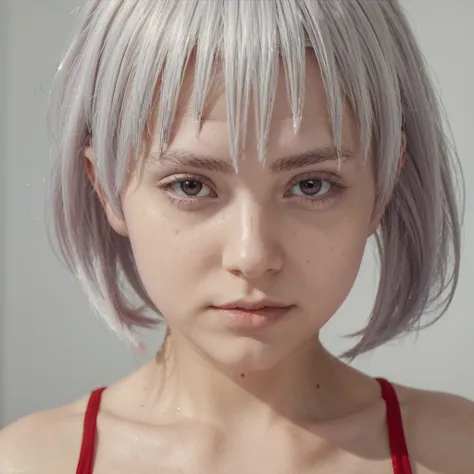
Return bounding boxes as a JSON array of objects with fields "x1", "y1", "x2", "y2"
[{"x1": 48, "y1": 0, "x2": 464, "y2": 357}]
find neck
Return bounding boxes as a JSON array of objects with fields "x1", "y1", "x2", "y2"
[{"x1": 142, "y1": 332, "x2": 376, "y2": 427}]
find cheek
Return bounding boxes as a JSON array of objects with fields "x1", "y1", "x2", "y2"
[
  {"x1": 292, "y1": 200, "x2": 373, "y2": 320},
  {"x1": 121, "y1": 197, "x2": 213, "y2": 315},
  {"x1": 298, "y1": 222, "x2": 367, "y2": 278}
]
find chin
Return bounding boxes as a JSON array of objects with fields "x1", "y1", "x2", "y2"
[{"x1": 198, "y1": 335, "x2": 295, "y2": 375}]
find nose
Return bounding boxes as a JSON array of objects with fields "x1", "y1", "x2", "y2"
[{"x1": 221, "y1": 201, "x2": 284, "y2": 279}]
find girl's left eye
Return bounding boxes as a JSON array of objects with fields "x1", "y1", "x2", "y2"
[
  {"x1": 286, "y1": 171, "x2": 346, "y2": 203},
  {"x1": 290, "y1": 178, "x2": 332, "y2": 198}
]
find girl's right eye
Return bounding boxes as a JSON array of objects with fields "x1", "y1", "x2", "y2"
[
  {"x1": 156, "y1": 174, "x2": 217, "y2": 207},
  {"x1": 169, "y1": 179, "x2": 213, "y2": 198}
]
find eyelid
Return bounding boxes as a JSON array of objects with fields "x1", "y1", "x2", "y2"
[
  {"x1": 159, "y1": 173, "x2": 216, "y2": 190},
  {"x1": 287, "y1": 170, "x2": 345, "y2": 188}
]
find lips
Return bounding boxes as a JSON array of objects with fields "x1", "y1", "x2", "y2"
[
  {"x1": 215, "y1": 300, "x2": 292, "y2": 311},
  {"x1": 211, "y1": 302, "x2": 294, "y2": 329},
  {"x1": 218, "y1": 306, "x2": 288, "y2": 314}
]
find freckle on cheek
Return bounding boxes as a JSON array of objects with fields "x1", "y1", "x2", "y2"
[{"x1": 174, "y1": 229, "x2": 180, "y2": 236}]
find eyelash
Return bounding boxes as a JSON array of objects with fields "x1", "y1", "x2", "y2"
[{"x1": 156, "y1": 172, "x2": 348, "y2": 209}]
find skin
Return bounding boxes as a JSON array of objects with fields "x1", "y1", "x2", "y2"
[{"x1": 1, "y1": 58, "x2": 473, "y2": 473}]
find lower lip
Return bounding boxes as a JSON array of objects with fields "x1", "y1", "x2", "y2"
[{"x1": 213, "y1": 307, "x2": 293, "y2": 329}]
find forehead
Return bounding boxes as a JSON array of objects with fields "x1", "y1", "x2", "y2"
[{"x1": 151, "y1": 52, "x2": 360, "y2": 158}]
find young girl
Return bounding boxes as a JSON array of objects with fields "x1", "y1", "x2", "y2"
[{"x1": 1, "y1": 0, "x2": 473, "y2": 473}]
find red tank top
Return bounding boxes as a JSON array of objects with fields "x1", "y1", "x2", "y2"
[{"x1": 76, "y1": 378, "x2": 413, "y2": 474}]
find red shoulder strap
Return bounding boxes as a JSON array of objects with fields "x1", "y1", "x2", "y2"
[
  {"x1": 376, "y1": 378, "x2": 413, "y2": 474},
  {"x1": 77, "y1": 382, "x2": 411, "y2": 473},
  {"x1": 76, "y1": 387, "x2": 107, "y2": 474}
]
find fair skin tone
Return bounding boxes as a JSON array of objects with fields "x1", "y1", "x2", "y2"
[{"x1": 1, "y1": 58, "x2": 473, "y2": 474}]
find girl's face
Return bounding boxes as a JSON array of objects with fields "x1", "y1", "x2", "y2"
[{"x1": 100, "y1": 58, "x2": 379, "y2": 372}]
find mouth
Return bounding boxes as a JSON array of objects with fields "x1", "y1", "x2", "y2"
[
  {"x1": 216, "y1": 299, "x2": 292, "y2": 311},
  {"x1": 211, "y1": 302, "x2": 294, "y2": 329}
]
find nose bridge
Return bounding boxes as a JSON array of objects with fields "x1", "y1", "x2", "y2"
[{"x1": 222, "y1": 197, "x2": 283, "y2": 277}]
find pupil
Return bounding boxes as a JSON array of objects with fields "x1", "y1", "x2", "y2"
[
  {"x1": 301, "y1": 179, "x2": 322, "y2": 196},
  {"x1": 182, "y1": 180, "x2": 202, "y2": 196}
]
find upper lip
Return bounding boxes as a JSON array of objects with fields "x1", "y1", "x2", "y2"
[{"x1": 215, "y1": 299, "x2": 292, "y2": 310}]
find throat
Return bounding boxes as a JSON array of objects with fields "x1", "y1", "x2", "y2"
[{"x1": 136, "y1": 334, "x2": 378, "y2": 429}]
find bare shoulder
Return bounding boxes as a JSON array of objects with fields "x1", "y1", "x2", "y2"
[
  {"x1": 0, "y1": 395, "x2": 89, "y2": 474},
  {"x1": 395, "y1": 384, "x2": 474, "y2": 474}
]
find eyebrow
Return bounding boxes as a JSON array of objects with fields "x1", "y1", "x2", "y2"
[{"x1": 149, "y1": 145, "x2": 355, "y2": 174}]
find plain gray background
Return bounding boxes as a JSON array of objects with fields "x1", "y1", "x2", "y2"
[{"x1": 1, "y1": 0, "x2": 473, "y2": 428}]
